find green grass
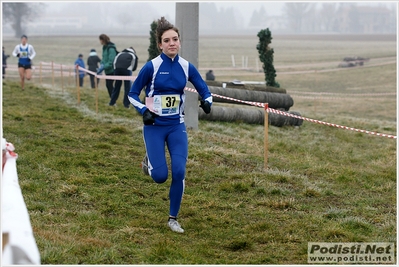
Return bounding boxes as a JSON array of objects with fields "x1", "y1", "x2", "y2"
[
  {"x1": 2, "y1": 79, "x2": 396, "y2": 264},
  {"x1": 2, "y1": 34, "x2": 397, "y2": 264}
]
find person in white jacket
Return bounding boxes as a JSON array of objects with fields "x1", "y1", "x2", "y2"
[
  {"x1": 109, "y1": 47, "x2": 138, "y2": 108},
  {"x1": 12, "y1": 35, "x2": 36, "y2": 90}
]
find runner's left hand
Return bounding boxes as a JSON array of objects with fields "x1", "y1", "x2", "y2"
[{"x1": 200, "y1": 100, "x2": 211, "y2": 114}]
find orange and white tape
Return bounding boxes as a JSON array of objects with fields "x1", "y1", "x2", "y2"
[
  {"x1": 184, "y1": 87, "x2": 397, "y2": 139},
  {"x1": 5, "y1": 62, "x2": 396, "y2": 139}
]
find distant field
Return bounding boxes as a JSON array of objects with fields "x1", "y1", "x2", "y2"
[{"x1": 2, "y1": 34, "x2": 397, "y2": 264}]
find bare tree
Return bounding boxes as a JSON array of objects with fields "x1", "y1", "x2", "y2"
[
  {"x1": 2, "y1": 2, "x2": 45, "y2": 37},
  {"x1": 283, "y1": 3, "x2": 312, "y2": 32},
  {"x1": 302, "y1": 3, "x2": 317, "y2": 32},
  {"x1": 319, "y1": 3, "x2": 338, "y2": 32}
]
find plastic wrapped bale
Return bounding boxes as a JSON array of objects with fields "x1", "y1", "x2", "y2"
[
  {"x1": 198, "y1": 105, "x2": 303, "y2": 127},
  {"x1": 206, "y1": 86, "x2": 294, "y2": 111},
  {"x1": 269, "y1": 109, "x2": 303, "y2": 127}
]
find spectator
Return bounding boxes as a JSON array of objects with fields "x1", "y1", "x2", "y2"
[
  {"x1": 2, "y1": 46, "x2": 10, "y2": 79},
  {"x1": 74, "y1": 54, "x2": 85, "y2": 87},
  {"x1": 206, "y1": 69, "x2": 215, "y2": 81},
  {"x1": 87, "y1": 48, "x2": 101, "y2": 89},
  {"x1": 98, "y1": 34, "x2": 117, "y2": 99},
  {"x1": 12, "y1": 35, "x2": 36, "y2": 90},
  {"x1": 109, "y1": 47, "x2": 138, "y2": 108}
]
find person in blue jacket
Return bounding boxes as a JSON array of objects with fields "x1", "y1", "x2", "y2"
[
  {"x1": 128, "y1": 17, "x2": 212, "y2": 233},
  {"x1": 12, "y1": 35, "x2": 36, "y2": 90},
  {"x1": 74, "y1": 54, "x2": 85, "y2": 87}
]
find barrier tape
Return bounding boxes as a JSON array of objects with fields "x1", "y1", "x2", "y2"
[
  {"x1": 5, "y1": 62, "x2": 396, "y2": 139},
  {"x1": 185, "y1": 86, "x2": 397, "y2": 139},
  {"x1": 78, "y1": 66, "x2": 135, "y2": 81},
  {"x1": 266, "y1": 108, "x2": 397, "y2": 139}
]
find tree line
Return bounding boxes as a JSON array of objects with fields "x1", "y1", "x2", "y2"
[{"x1": 2, "y1": 2, "x2": 397, "y2": 37}]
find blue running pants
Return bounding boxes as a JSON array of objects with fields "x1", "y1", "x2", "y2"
[{"x1": 143, "y1": 123, "x2": 188, "y2": 217}]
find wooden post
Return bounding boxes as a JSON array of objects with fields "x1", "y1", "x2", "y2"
[
  {"x1": 60, "y1": 64, "x2": 64, "y2": 92},
  {"x1": 76, "y1": 64, "x2": 80, "y2": 104},
  {"x1": 51, "y1": 61, "x2": 55, "y2": 88},
  {"x1": 39, "y1": 62, "x2": 42, "y2": 84},
  {"x1": 68, "y1": 66, "x2": 72, "y2": 86},
  {"x1": 95, "y1": 74, "x2": 98, "y2": 113},
  {"x1": 264, "y1": 103, "x2": 269, "y2": 170},
  {"x1": 2, "y1": 232, "x2": 9, "y2": 251}
]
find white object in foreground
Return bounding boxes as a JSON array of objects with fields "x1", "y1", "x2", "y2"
[{"x1": 2, "y1": 138, "x2": 41, "y2": 265}]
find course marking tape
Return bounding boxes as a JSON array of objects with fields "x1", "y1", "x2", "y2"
[
  {"x1": 5, "y1": 63, "x2": 396, "y2": 139},
  {"x1": 184, "y1": 87, "x2": 397, "y2": 139}
]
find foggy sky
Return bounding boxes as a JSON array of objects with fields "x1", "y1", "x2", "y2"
[
  {"x1": 42, "y1": 1, "x2": 395, "y2": 28},
  {"x1": 3, "y1": 1, "x2": 396, "y2": 36},
  {"x1": 44, "y1": 1, "x2": 286, "y2": 18}
]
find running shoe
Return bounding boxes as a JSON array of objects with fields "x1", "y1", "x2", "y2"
[
  {"x1": 141, "y1": 155, "x2": 149, "y2": 176},
  {"x1": 168, "y1": 218, "x2": 184, "y2": 233}
]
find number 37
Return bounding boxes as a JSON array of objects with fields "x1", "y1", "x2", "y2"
[{"x1": 165, "y1": 96, "x2": 176, "y2": 107}]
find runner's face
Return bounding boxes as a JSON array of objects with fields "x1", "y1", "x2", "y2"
[
  {"x1": 21, "y1": 37, "x2": 27, "y2": 45},
  {"x1": 159, "y1": 29, "x2": 180, "y2": 58}
]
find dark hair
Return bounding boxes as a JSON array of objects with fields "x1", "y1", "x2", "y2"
[
  {"x1": 99, "y1": 34, "x2": 110, "y2": 45},
  {"x1": 21, "y1": 34, "x2": 28, "y2": 39},
  {"x1": 156, "y1": 17, "x2": 179, "y2": 50}
]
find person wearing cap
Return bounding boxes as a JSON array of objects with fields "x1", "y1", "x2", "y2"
[
  {"x1": 74, "y1": 54, "x2": 86, "y2": 87},
  {"x1": 87, "y1": 48, "x2": 101, "y2": 89},
  {"x1": 12, "y1": 35, "x2": 36, "y2": 90}
]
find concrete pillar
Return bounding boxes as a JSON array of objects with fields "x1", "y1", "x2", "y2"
[{"x1": 176, "y1": 2, "x2": 199, "y2": 130}]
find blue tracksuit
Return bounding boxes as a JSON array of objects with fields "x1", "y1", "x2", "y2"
[
  {"x1": 74, "y1": 58, "x2": 85, "y2": 78},
  {"x1": 128, "y1": 52, "x2": 212, "y2": 217}
]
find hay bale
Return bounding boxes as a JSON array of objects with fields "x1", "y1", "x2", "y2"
[
  {"x1": 207, "y1": 86, "x2": 294, "y2": 111},
  {"x1": 206, "y1": 80, "x2": 287, "y2": 94},
  {"x1": 198, "y1": 105, "x2": 303, "y2": 127},
  {"x1": 198, "y1": 105, "x2": 264, "y2": 124}
]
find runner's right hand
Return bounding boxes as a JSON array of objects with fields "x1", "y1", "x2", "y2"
[{"x1": 143, "y1": 109, "x2": 157, "y2": 125}]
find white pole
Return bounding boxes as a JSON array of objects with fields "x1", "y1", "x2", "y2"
[
  {"x1": 245, "y1": 56, "x2": 248, "y2": 69},
  {"x1": 231, "y1": 54, "x2": 235, "y2": 67},
  {"x1": 242, "y1": 56, "x2": 244, "y2": 69}
]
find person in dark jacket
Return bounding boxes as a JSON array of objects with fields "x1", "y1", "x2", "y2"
[
  {"x1": 87, "y1": 48, "x2": 101, "y2": 88},
  {"x1": 74, "y1": 54, "x2": 85, "y2": 87},
  {"x1": 98, "y1": 34, "x2": 117, "y2": 99},
  {"x1": 109, "y1": 47, "x2": 138, "y2": 108},
  {"x1": 2, "y1": 46, "x2": 10, "y2": 79},
  {"x1": 206, "y1": 70, "x2": 215, "y2": 81}
]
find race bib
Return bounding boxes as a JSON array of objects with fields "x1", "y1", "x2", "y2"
[
  {"x1": 20, "y1": 51, "x2": 28, "y2": 58},
  {"x1": 146, "y1": 94, "x2": 180, "y2": 116}
]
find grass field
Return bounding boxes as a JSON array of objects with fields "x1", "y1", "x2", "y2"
[{"x1": 2, "y1": 34, "x2": 397, "y2": 264}]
